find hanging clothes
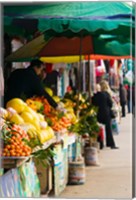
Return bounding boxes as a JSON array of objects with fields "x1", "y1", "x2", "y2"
[{"x1": 0, "y1": 66, "x2": 4, "y2": 97}]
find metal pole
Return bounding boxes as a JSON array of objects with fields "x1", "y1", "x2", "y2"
[
  {"x1": 76, "y1": 35, "x2": 83, "y2": 117},
  {"x1": 88, "y1": 55, "x2": 92, "y2": 103},
  {"x1": 78, "y1": 35, "x2": 83, "y2": 92},
  {"x1": 83, "y1": 61, "x2": 86, "y2": 92}
]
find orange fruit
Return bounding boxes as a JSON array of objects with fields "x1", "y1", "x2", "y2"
[
  {"x1": 6, "y1": 152, "x2": 10, "y2": 157},
  {"x1": 21, "y1": 152, "x2": 26, "y2": 157},
  {"x1": 4, "y1": 148, "x2": 8, "y2": 153},
  {"x1": 6, "y1": 145, "x2": 11, "y2": 150}
]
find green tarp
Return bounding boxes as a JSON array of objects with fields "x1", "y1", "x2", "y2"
[
  {"x1": 4, "y1": 2, "x2": 135, "y2": 60},
  {"x1": 4, "y1": 2, "x2": 134, "y2": 37}
]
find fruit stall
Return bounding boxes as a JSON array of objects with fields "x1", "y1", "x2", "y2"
[{"x1": 0, "y1": 88, "x2": 101, "y2": 197}]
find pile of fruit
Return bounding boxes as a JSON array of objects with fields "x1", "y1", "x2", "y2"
[
  {"x1": 1, "y1": 122, "x2": 32, "y2": 157},
  {"x1": 25, "y1": 95, "x2": 76, "y2": 132},
  {"x1": 0, "y1": 98, "x2": 55, "y2": 146},
  {"x1": 62, "y1": 91, "x2": 100, "y2": 138},
  {"x1": 47, "y1": 115, "x2": 72, "y2": 132}
]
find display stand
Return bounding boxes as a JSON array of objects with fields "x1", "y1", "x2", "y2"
[
  {"x1": 0, "y1": 133, "x2": 82, "y2": 198},
  {"x1": 0, "y1": 159, "x2": 40, "y2": 197}
]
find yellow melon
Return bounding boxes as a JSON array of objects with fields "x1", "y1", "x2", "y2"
[
  {"x1": 20, "y1": 111, "x2": 34, "y2": 123},
  {"x1": 6, "y1": 98, "x2": 26, "y2": 114},
  {"x1": 31, "y1": 118, "x2": 40, "y2": 130},
  {"x1": 6, "y1": 107, "x2": 17, "y2": 119},
  {"x1": 10, "y1": 113, "x2": 24, "y2": 125},
  {"x1": 24, "y1": 106, "x2": 39, "y2": 121}
]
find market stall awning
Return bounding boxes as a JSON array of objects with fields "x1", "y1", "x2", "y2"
[
  {"x1": 5, "y1": 33, "x2": 134, "y2": 62},
  {"x1": 4, "y1": 2, "x2": 134, "y2": 38}
]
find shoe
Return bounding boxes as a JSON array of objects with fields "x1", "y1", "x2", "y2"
[{"x1": 111, "y1": 146, "x2": 119, "y2": 149}]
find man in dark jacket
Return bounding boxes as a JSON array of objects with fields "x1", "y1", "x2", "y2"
[
  {"x1": 119, "y1": 83, "x2": 127, "y2": 117},
  {"x1": 4, "y1": 59, "x2": 58, "y2": 109}
]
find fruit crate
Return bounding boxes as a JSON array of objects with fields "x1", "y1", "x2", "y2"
[{"x1": 1, "y1": 157, "x2": 31, "y2": 169}]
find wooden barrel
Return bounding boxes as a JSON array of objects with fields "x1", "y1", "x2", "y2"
[
  {"x1": 91, "y1": 141, "x2": 100, "y2": 153},
  {"x1": 68, "y1": 160, "x2": 85, "y2": 185},
  {"x1": 84, "y1": 147, "x2": 99, "y2": 166}
]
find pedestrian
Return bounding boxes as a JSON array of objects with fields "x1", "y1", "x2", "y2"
[
  {"x1": 43, "y1": 68, "x2": 59, "y2": 96},
  {"x1": 92, "y1": 80, "x2": 119, "y2": 149},
  {"x1": 126, "y1": 85, "x2": 131, "y2": 113},
  {"x1": 4, "y1": 59, "x2": 58, "y2": 109},
  {"x1": 119, "y1": 83, "x2": 127, "y2": 117},
  {"x1": 132, "y1": 84, "x2": 135, "y2": 115},
  {"x1": 93, "y1": 84, "x2": 104, "y2": 149}
]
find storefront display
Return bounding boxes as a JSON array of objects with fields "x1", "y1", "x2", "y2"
[{"x1": 0, "y1": 85, "x2": 101, "y2": 197}]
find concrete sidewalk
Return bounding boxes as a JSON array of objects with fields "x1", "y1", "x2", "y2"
[{"x1": 59, "y1": 113, "x2": 133, "y2": 199}]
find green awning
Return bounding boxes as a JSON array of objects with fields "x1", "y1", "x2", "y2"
[{"x1": 4, "y1": 2, "x2": 134, "y2": 38}]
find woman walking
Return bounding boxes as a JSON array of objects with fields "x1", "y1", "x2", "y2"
[{"x1": 92, "y1": 80, "x2": 118, "y2": 149}]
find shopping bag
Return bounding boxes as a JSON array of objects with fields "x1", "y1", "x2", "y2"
[{"x1": 111, "y1": 118, "x2": 119, "y2": 135}]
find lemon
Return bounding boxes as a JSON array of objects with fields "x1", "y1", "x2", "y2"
[{"x1": 6, "y1": 98, "x2": 26, "y2": 114}]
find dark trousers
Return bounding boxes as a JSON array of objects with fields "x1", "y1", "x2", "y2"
[
  {"x1": 97, "y1": 135, "x2": 104, "y2": 149},
  {"x1": 121, "y1": 104, "x2": 126, "y2": 117},
  {"x1": 105, "y1": 120, "x2": 115, "y2": 148}
]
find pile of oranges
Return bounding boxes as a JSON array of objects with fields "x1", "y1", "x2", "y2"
[
  {"x1": 2, "y1": 124, "x2": 32, "y2": 157},
  {"x1": 51, "y1": 116, "x2": 71, "y2": 132}
]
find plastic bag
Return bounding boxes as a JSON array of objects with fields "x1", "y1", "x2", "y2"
[{"x1": 111, "y1": 118, "x2": 119, "y2": 135}]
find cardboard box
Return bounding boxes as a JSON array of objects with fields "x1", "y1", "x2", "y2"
[{"x1": 33, "y1": 158, "x2": 53, "y2": 195}]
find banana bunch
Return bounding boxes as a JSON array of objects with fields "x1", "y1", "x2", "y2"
[
  {"x1": 64, "y1": 99, "x2": 75, "y2": 108},
  {"x1": 64, "y1": 107, "x2": 78, "y2": 124},
  {"x1": 27, "y1": 128, "x2": 40, "y2": 139}
]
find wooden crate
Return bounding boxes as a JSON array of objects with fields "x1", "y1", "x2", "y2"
[
  {"x1": 33, "y1": 158, "x2": 53, "y2": 195},
  {"x1": 1, "y1": 157, "x2": 30, "y2": 169}
]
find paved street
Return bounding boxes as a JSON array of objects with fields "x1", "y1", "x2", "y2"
[{"x1": 59, "y1": 113, "x2": 133, "y2": 199}]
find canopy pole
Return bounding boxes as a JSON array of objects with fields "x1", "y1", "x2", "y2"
[
  {"x1": 88, "y1": 55, "x2": 92, "y2": 104},
  {"x1": 79, "y1": 34, "x2": 83, "y2": 92},
  {"x1": 76, "y1": 34, "x2": 83, "y2": 118}
]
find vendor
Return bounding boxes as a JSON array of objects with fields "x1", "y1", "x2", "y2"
[
  {"x1": 43, "y1": 63, "x2": 59, "y2": 96},
  {"x1": 4, "y1": 59, "x2": 58, "y2": 108}
]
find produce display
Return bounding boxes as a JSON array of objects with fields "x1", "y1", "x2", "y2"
[
  {"x1": 0, "y1": 86, "x2": 101, "y2": 198},
  {"x1": 26, "y1": 95, "x2": 76, "y2": 132},
  {"x1": 0, "y1": 88, "x2": 77, "y2": 159},
  {"x1": 1, "y1": 121, "x2": 31, "y2": 157},
  {"x1": 0, "y1": 87, "x2": 100, "y2": 159},
  {"x1": 62, "y1": 91, "x2": 100, "y2": 138},
  {"x1": 0, "y1": 97, "x2": 55, "y2": 159},
  {"x1": 5, "y1": 98, "x2": 55, "y2": 143}
]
